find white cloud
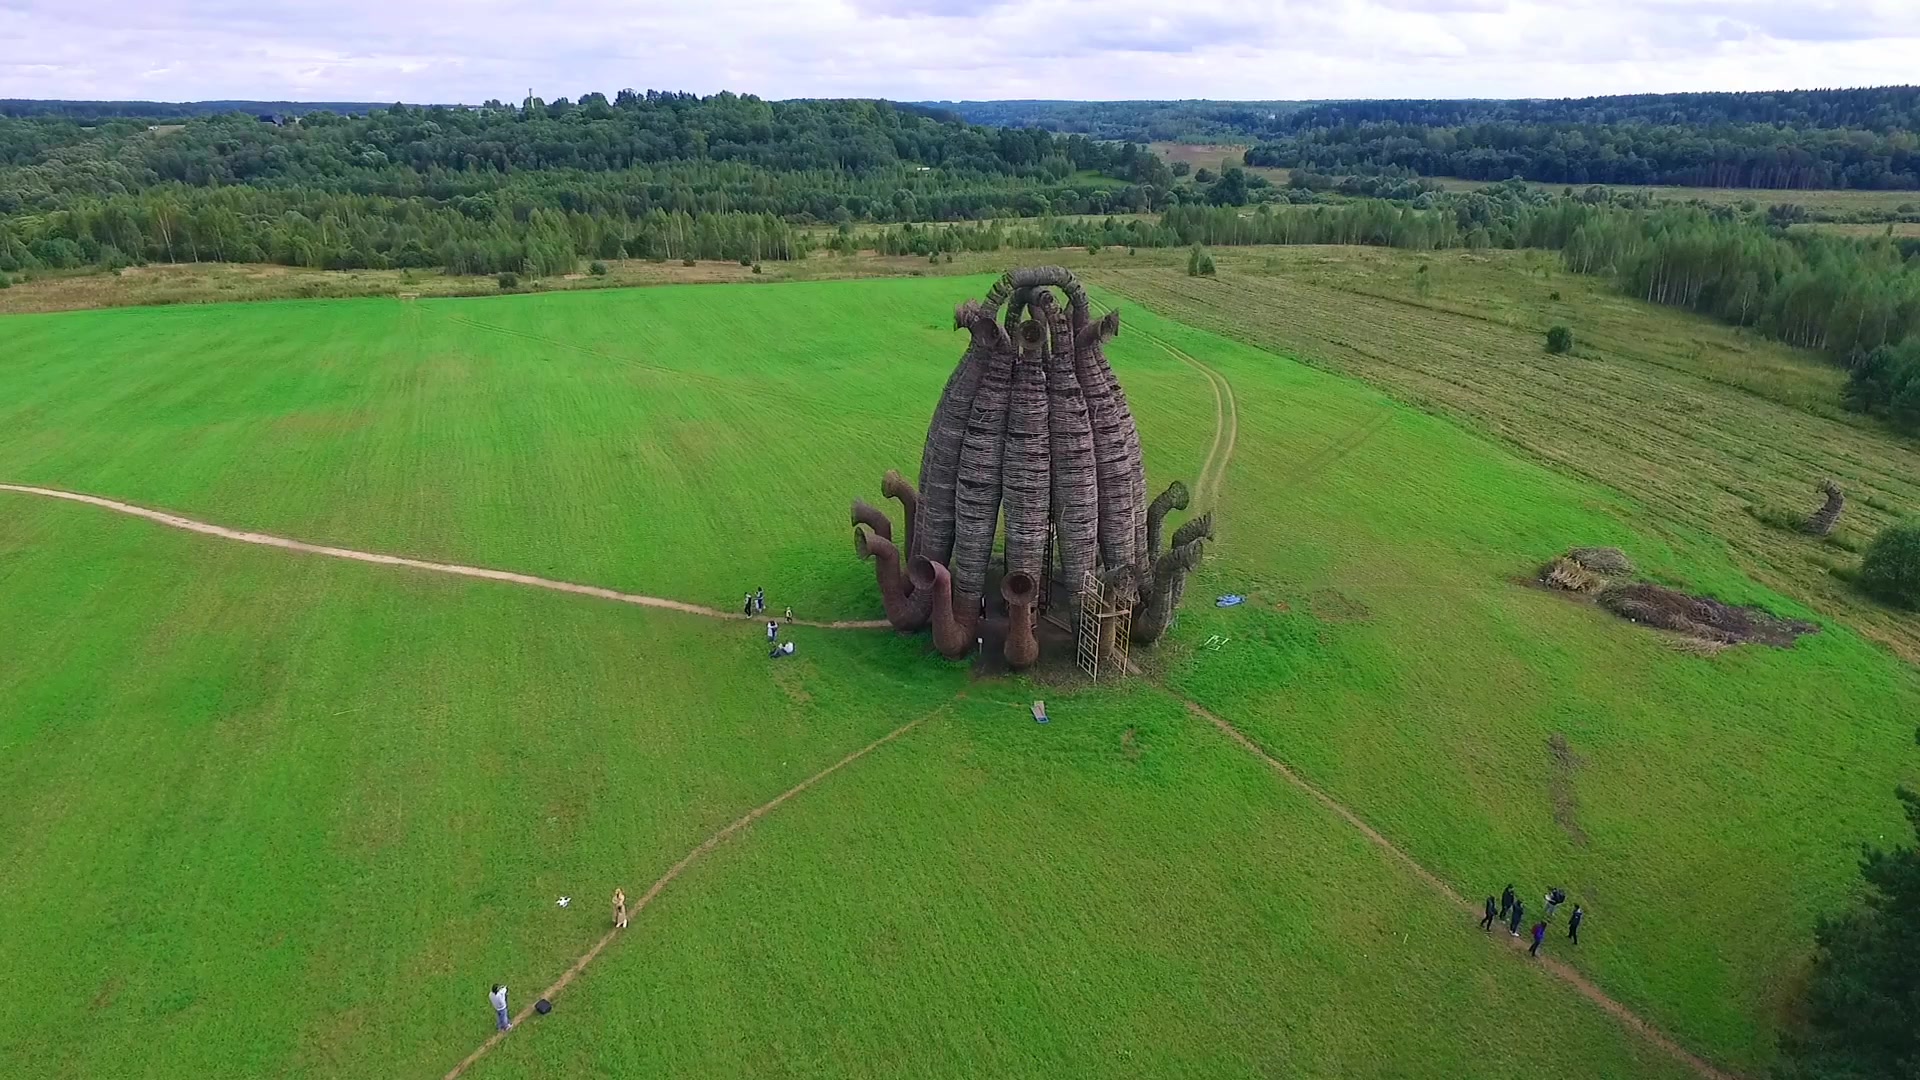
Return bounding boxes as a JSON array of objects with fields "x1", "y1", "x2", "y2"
[{"x1": 0, "y1": 0, "x2": 1915, "y2": 103}]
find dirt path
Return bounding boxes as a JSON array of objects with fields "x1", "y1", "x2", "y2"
[
  {"x1": 0, "y1": 484, "x2": 889, "y2": 630},
  {"x1": 1147, "y1": 335, "x2": 1237, "y2": 512},
  {"x1": 442, "y1": 706, "x2": 943, "y2": 1080},
  {"x1": 1189, "y1": 702, "x2": 1735, "y2": 1080}
]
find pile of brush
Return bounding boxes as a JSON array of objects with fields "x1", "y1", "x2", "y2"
[
  {"x1": 1596, "y1": 583, "x2": 1815, "y2": 647},
  {"x1": 1539, "y1": 547, "x2": 1633, "y2": 593},
  {"x1": 1538, "y1": 545, "x2": 1814, "y2": 648}
]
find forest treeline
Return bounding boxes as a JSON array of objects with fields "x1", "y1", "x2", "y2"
[
  {"x1": 0, "y1": 99, "x2": 395, "y2": 120},
  {"x1": 1243, "y1": 122, "x2": 1920, "y2": 190},
  {"x1": 920, "y1": 99, "x2": 1308, "y2": 143},
  {"x1": 935, "y1": 89, "x2": 1920, "y2": 140},
  {"x1": 0, "y1": 92, "x2": 1197, "y2": 274},
  {"x1": 0, "y1": 91, "x2": 1131, "y2": 187},
  {"x1": 1264, "y1": 89, "x2": 1920, "y2": 134},
  {"x1": 946, "y1": 88, "x2": 1920, "y2": 191}
]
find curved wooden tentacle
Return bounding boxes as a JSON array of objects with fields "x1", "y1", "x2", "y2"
[
  {"x1": 1145, "y1": 480, "x2": 1190, "y2": 560},
  {"x1": 984, "y1": 266, "x2": 1090, "y2": 326}
]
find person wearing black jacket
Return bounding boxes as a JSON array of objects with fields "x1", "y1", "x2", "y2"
[
  {"x1": 1480, "y1": 895, "x2": 1498, "y2": 930},
  {"x1": 1508, "y1": 899, "x2": 1525, "y2": 936}
]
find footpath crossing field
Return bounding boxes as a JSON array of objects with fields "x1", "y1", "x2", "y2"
[{"x1": 0, "y1": 275, "x2": 1914, "y2": 1076}]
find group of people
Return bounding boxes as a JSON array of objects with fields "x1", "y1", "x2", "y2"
[
  {"x1": 747, "y1": 587, "x2": 797, "y2": 657},
  {"x1": 1479, "y1": 884, "x2": 1584, "y2": 958},
  {"x1": 492, "y1": 589, "x2": 810, "y2": 1033},
  {"x1": 743, "y1": 586, "x2": 793, "y2": 622},
  {"x1": 489, "y1": 888, "x2": 631, "y2": 1030}
]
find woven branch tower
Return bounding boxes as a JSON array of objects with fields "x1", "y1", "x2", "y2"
[{"x1": 851, "y1": 266, "x2": 1212, "y2": 671}]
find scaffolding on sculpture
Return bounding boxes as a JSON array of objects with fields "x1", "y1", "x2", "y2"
[
  {"x1": 1038, "y1": 525, "x2": 1057, "y2": 619},
  {"x1": 1075, "y1": 570, "x2": 1132, "y2": 682}
]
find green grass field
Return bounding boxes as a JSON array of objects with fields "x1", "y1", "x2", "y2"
[
  {"x1": 2, "y1": 274, "x2": 1916, "y2": 1077},
  {"x1": 1097, "y1": 246, "x2": 1920, "y2": 663}
]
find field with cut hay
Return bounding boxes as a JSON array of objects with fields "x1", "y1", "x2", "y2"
[
  {"x1": 1792, "y1": 220, "x2": 1920, "y2": 239},
  {"x1": 1094, "y1": 245, "x2": 1920, "y2": 661},
  {"x1": 1, "y1": 272, "x2": 1915, "y2": 1078}
]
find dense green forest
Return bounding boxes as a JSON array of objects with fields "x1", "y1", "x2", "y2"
[
  {"x1": 941, "y1": 88, "x2": 1920, "y2": 191},
  {"x1": 1259, "y1": 89, "x2": 1920, "y2": 133},
  {"x1": 937, "y1": 88, "x2": 1920, "y2": 141},
  {"x1": 0, "y1": 92, "x2": 1186, "y2": 274},
  {"x1": 917, "y1": 99, "x2": 1309, "y2": 142},
  {"x1": 1243, "y1": 122, "x2": 1920, "y2": 190}
]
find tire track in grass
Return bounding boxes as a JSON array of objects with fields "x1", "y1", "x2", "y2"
[
  {"x1": 0, "y1": 484, "x2": 889, "y2": 630},
  {"x1": 1275, "y1": 402, "x2": 1397, "y2": 494},
  {"x1": 441, "y1": 705, "x2": 946, "y2": 1080},
  {"x1": 1148, "y1": 335, "x2": 1237, "y2": 512}
]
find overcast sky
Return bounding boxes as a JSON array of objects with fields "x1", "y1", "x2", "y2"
[{"x1": 2, "y1": 0, "x2": 1915, "y2": 104}]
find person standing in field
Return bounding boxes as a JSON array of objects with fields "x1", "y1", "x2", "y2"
[
  {"x1": 1529, "y1": 921, "x2": 1547, "y2": 957},
  {"x1": 1508, "y1": 899, "x2": 1525, "y2": 937},
  {"x1": 1568, "y1": 905, "x2": 1584, "y2": 944},
  {"x1": 1480, "y1": 895, "x2": 1498, "y2": 931},
  {"x1": 784, "y1": 605, "x2": 794, "y2": 623},
  {"x1": 755, "y1": 587, "x2": 766, "y2": 613},
  {"x1": 1499, "y1": 884, "x2": 1515, "y2": 922},
  {"x1": 766, "y1": 620, "x2": 779, "y2": 644},
  {"x1": 1544, "y1": 887, "x2": 1566, "y2": 920},
  {"x1": 743, "y1": 592, "x2": 753, "y2": 616},
  {"x1": 490, "y1": 984, "x2": 511, "y2": 1031},
  {"x1": 613, "y1": 888, "x2": 628, "y2": 930}
]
